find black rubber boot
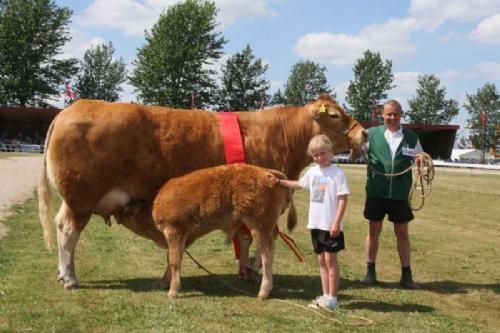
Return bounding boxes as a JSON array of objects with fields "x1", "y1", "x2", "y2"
[
  {"x1": 360, "y1": 262, "x2": 377, "y2": 284},
  {"x1": 400, "y1": 266, "x2": 419, "y2": 289}
]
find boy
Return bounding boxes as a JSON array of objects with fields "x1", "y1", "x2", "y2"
[{"x1": 269, "y1": 134, "x2": 349, "y2": 310}]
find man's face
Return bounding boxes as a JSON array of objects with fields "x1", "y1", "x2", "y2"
[{"x1": 382, "y1": 104, "x2": 402, "y2": 132}]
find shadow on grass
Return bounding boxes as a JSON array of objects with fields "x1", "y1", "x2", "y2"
[
  {"x1": 80, "y1": 274, "x2": 325, "y2": 300},
  {"x1": 344, "y1": 301, "x2": 434, "y2": 313},
  {"x1": 420, "y1": 280, "x2": 500, "y2": 294},
  {"x1": 347, "y1": 279, "x2": 500, "y2": 295},
  {"x1": 80, "y1": 274, "x2": 498, "y2": 302}
]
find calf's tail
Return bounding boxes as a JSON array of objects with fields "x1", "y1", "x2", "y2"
[
  {"x1": 286, "y1": 198, "x2": 297, "y2": 232},
  {"x1": 267, "y1": 169, "x2": 297, "y2": 232},
  {"x1": 38, "y1": 121, "x2": 55, "y2": 251}
]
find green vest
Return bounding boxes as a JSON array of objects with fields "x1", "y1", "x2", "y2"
[{"x1": 365, "y1": 125, "x2": 419, "y2": 200}]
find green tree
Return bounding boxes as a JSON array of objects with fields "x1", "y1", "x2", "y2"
[
  {"x1": 284, "y1": 60, "x2": 332, "y2": 106},
  {"x1": 406, "y1": 74, "x2": 459, "y2": 124},
  {"x1": 346, "y1": 50, "x2": 394, "y2": 121},
  {"x1": 130, "y1": 0, "x2": 226, "y2": 108},
  {"x1": 463, "y1": 83, "x2": 500, "y2": 152},
  {"x1": 75, "y1": 42, "x2": 127, "y2": 102},
  {"x1": 216, "y1": 45, "x2": 269, "y2": 111},
  {"x1": 270, "y1": 88, "x2": 286, "y2": 106},
  {"x1": 0, "y1": 0, "x2": 77, "y2": 107}
]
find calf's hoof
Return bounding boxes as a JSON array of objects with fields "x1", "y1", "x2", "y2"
[
  {"x1": 257, "y1": 292, "x2": 270, "y2": 301},
  {"x1": 167, "y1": 290, "x2": 178, "y2": 300}
]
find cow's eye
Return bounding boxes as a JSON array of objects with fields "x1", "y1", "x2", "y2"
[{"x1": 330, "y1": 113, "x2": 340, "y2": 119}]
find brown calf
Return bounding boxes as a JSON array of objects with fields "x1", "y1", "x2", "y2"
[{"x1": 150, "y1": 164, "x2": 290, "y2": 300}]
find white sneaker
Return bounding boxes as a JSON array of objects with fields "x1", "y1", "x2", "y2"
[
  {"x1": 314, "y1": 295, "x2": 326, "y2": 303},
  {"x1": 307, "y1": 295, "x2": 325, "y2": 308},
  {"x1": 317, "y1": 296, "x2": 338, "y2": 310}
]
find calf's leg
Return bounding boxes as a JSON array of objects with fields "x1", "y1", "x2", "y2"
[
  {"x1": 164, "y1": 228, "x2": 185, "y2": 299},
  {"x1": 251, "y1": 228, "x2": 275, "y2": 300}
]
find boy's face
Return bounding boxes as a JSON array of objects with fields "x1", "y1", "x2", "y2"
[{"x1": 311, "y1": 149, "x2": 333, "y2": 168}]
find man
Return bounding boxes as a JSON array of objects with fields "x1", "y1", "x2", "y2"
[{"x1": 361, "y1": 100, "x2": 423, "y2": 289}]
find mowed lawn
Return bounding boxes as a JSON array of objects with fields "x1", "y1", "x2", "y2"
[{"x1": 0, "y1": 166, "x2": 499, "y2": 333}]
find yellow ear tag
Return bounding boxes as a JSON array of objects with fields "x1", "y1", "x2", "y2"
[{"x1": 319, "y1": 104, "x2": 326, "y2": 113}]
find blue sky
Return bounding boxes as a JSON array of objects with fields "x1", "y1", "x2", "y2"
[{"x1": 55, "y1": 0, "x2": 500, "y2": 134}]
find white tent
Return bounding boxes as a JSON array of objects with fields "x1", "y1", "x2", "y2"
[{"x1": 451, "y1": 149, "x2": 483, "y2": 161}]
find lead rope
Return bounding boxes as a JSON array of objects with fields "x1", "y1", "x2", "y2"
[
  {"x1": 362, "y1": 151, "x2": 434, "y2": 210},
  {"x1": 184, "y1": 250, "x2": 374, "y2": 326}
]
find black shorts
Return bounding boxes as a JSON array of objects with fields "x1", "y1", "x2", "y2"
[
  {"x1": 310, "y1": 229, "x2": 345, "y2": 254},
  {"x1": 364, "y1": 197, "x2": 414, "y2": 223}
]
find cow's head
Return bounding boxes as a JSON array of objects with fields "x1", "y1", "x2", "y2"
[{"x1": 307, "y1": 94, "x2": 367, "y2": 158}]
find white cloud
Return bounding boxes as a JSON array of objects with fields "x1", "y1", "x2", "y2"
[
  {"x1": 294, "y1": 18, "x2": 416, "y2": 65},
  {"x1": 294, "y1": 0, "x2": 500, "y2": 65},
  {"x1": 215, "y1": 0, "x2": 274, "y2": 29},
  {"x1": 76, "y1": 0, "x2": 159, "y2": 37},
  {"x1": 409, "y1": 0, "x2": 500, "y2": 28},
  {"x1": 76, "y1": 0, "x2": 272, "y2": 37},
  {"x1": 469, "y1": 13, "x2": 500, "y2": 44}
]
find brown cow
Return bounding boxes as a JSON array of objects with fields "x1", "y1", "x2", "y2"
[
  {"x1": 38, "y1": 94, "x2": 366, "y2": 289},
  {"x1": 145, "y1": 164, "x2": 290, "y2": 300}
]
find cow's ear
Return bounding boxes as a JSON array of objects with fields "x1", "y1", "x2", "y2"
[{"x1": 311, "y1": 103, "x2": 329, "y2": 120}]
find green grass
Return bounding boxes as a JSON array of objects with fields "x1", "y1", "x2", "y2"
[{"x1": 0, "y1": 166, "x2": 499, "y2": 332}]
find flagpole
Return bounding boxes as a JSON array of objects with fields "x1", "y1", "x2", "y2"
[{"x1": 481, "y1": 110, "x2": 486, "y2": 164}]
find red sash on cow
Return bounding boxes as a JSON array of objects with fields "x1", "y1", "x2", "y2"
[
  {"x1": 218, "y1": 112, "x2": 304, "y2": 263},
  {"x1": 218, "y1": 112, "x2": 249, "y2": 259},
  {"x1": 218, "y1": 112, "x2": 246, "y2": 165}
]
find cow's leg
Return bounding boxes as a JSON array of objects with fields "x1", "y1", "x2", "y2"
[
  {"x1": 251, "y1": 228, "x2": 275, "y2": 300},
  {"x1": 164, "y1": 229, "x2": 185, "y2": 299},
  {"x1": 55, "y1": 202, "x2": 90, "y2": 289}
]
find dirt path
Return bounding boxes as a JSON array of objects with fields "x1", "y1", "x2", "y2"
[{"x1": 0, "y1": 155, "x2": 43, "y2": 239}]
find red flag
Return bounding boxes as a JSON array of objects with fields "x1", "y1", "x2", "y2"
[
  {"x1": 481, "y1": 111, "x2": 486, "y2": 128},
  {"x1": 372, "y1": 99, "x2": 378, "y2": 120},
  {"x1": 65, "y1": 81, "x2": 78, "y2": 100}
]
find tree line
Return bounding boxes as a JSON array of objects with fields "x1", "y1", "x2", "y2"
[{"x1": 0, "y1": 0, "x2": 498, "y2": 151}]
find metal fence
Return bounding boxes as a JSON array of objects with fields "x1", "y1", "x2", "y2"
[{"x1": 0, "y1": 143, "x2": 43, "y2": 153}]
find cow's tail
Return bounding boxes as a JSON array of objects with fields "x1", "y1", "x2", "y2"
[{"x1": 38, "y1": 121, "x2": 55, "y2": 251}]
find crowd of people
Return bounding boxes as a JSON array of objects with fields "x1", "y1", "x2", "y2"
[{"x1": 0, "y1": 133, "x2": 44, "y2": 152}]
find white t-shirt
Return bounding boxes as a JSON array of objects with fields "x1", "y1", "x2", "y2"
[
  {"x1": 384, "y1": 127, "x2": 423, "y2": 159},
  {"x1": 299, "y1": 164, "x2": 350, "y2": 231}
]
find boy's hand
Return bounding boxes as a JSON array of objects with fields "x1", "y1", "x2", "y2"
[
  {"x1": 330, "y1": 223, "x2": 340, "y2": 238},
  {"x1": 265, "y1": 172, "x2": 280, "y2": 185}
]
